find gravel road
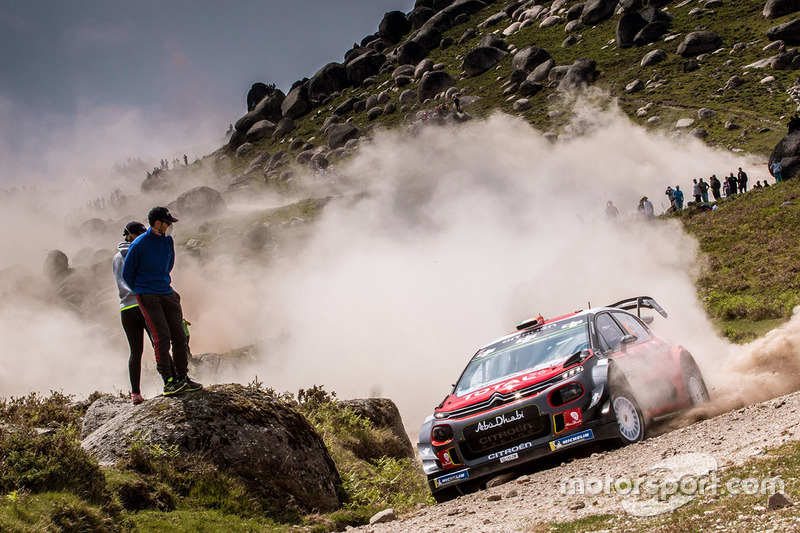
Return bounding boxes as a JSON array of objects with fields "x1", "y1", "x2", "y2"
[{"x1": 351, "y1": 388, "x2": 800, "y2": 532}]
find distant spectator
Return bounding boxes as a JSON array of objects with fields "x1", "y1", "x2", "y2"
[
  {"x1": 642, "y1": 196, "x2": 654, "y2": 219},
  {"x1": 710, "y1": 174, "x2": 721, "y2": 201},
  {"x1": 753, "y1": 180, "x2": 763, "y2": 190},
  {"x1": 453, "y1": 94, "x2": 461, "y2": 112},
  {"x1": 763, "y1": 180, "x2": 771, "y2": 187},
  {"x1": 737, "y1": 167, "x2": 748, "y2": 192},
  {"x1": 692, "y1": 178, "x2": 701, "y2": 203},
  {"x1": 699, "y1": 178, "x2": 709, "y2": 203},
  {"x1": 673, "y1": 185, "x2": 684, "y2": 210},
  {"x1": 605, "y1": 200, "x2": 620, "y2": 220},
  {"x1": 772, "y1": 160, "x2": 783, "y2": 182},
  {"x1": 727, "y1": 173, "x2": 738, "y2": 195},
  {"x1": 184, "y1": 154, "x2": 188, "y2": 165},
  {"x1": 665, "y1": 186, "x2": 675, "y2": 212}
]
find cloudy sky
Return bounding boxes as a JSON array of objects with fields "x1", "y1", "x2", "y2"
[{"x1": 0, "y1": 0, "x2": 413, "y2": 186}]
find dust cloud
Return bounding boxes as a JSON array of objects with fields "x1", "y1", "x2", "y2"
[{"x1": 1, "y1": 96, "x2": 796, "y2": 438}]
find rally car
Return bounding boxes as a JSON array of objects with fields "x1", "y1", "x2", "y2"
[{"x1": 417, "y1": 296, "x2": 709, "y2": 502}]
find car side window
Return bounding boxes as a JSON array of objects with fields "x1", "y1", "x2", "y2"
[
  {"x1": 595, "y1": 313, "x2": 624, "y2": 352},
  {"x1": 611, "y1": 312, "x2": 651, "y2": 343}
]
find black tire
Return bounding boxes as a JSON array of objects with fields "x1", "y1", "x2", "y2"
[
  {"x1": 432, "y1": 485, "x2": 460, "y2": 504},
  {"x1": 682, "y1": 358, "x2": 710, "y2": 406},
  {"x1": 611, "y1": 386, "x2": 646, "y2": 444}
]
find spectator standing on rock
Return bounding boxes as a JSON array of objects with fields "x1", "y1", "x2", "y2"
[
  {"x1": 673, "y1": 185, "x2": 684, "y2": 210},
  {"x1": 710, "y1": 175, "x2": 721, "y2": 201},
  {"x1": 113, "y1": 221, "x2": 152, "y2": 405},
  {"x1": 605, "y1": 200, "x2": 620, "y2": 220},
  {"x1": 183, "y1": 154, "x2": 188, "y2": 165},
  {"x1": 728, "y1": 172, "x2": 738, "y2": 195},
  {"x1": 772, "y1": 160, "x2": 783, "y2": 182},
  {"x1": 665, "y1": 186, "x2": 675, "y2": 212},
  {"x1": 453, "y1": 94, "x2": 462, "y2": 113},
  {"x1": 692, "y1": 179, "x2": 701, "y2": 203},
  {"x1": 699, "y1": 178, "x2": 709, "y2": 203},
  {"x1": 737, "y1": 167, "x2": 748, "y2": 193},
  {"x1": 122, "y1": 206, "x2": 203, "y2": 397}
]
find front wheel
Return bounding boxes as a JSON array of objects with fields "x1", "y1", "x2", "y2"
[
  {"x1": 612, "y1": 388, "x2": 646, "y2": 444},
  {"x1": 683, "y1": 360, "x2": 710, "y2": 406}
]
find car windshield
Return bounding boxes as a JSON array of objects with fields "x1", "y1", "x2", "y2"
[{"x1": 454, "y1": 316, "x2": 589, "y2": 396}]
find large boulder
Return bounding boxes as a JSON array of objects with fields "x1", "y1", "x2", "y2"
[
  {"x1": 418, "y1": 70, "x2": 456, "y2": 101},
  {"x1": 529, "y1": 58, "x2": 556, "y2": 82},
  {"x1": 634, "y1": 21, "x2": 669, "y2": 46},
  {"x1": 617, "y1": 13, "x2": 648, "y2": 48},
  {"x1": 274, "y1": 118, "x2": 295, "y2": 138},
  {"x1": 512, "y1": 46, "x2": 553, "y2": 72},
  {"x1": 764, "y1": 0, "x2": 800, "y2": 18},
  {"x1": 308, "y1": 63, "x2": 349, "y2": 102},
  {"x1": 398, "y1": 40, "x2": 429, "y2": 65},
  {"x1": 328, "y1": 123, "x2": 362, "y2": 149},
  {"x1": 581, "y1": 0, "x2": 618, "y2": 25},
  {"x1": 174, "y1": 186, "x2": 227, "y2": 219},
  {"x1": 478, "y1": 33, "x2": 507, "y2": 50},
  {"x1": 557, "y1": 58, "x2": 597, "y2": 91},
  {"x1": 410, "y1": 6, "x2": 436, "y2": 28},
  {"x1": 462, "y1": 46, "x2": 507, "y2": 76},
  {"x1": 379, "y1": 10, "x2": 412, "y2": 43},
  {"x1": 411, "y1": 26, "x2": 444, "y2": 50},
  {"x1": 768, "y1": 18, "x2": 800, "y2": 45},
  {"x1": 338, "y1": 398, "x2": 415, "y2": 460},
  {"x1": 280, "y1": 83, "x2": 311, "y2": 120},
  {"x1": 346, "y1": 52, "x2": 387, "y2": 85},
  {"x1": 769, "y1": 130, "x2": 800, "y2": 180},
  {"x1": 81, "y1": 385, "x2": 342, "y2": 513},
  {"x1": 677, "y1": 31, "x2": 723, "y2": 57},
  {"x1": 235, "y1": 90, "x2": 285, "y2": 132},
  {"x1": 246, "y1": 82, "x2": 268, "y2": 111},
  {"x1": 245, "y1": 120, "x2": 275, "y2": 143}
]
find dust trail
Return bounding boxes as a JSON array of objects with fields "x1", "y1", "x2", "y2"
[{"x1": 233, "y1": 103, "x2": 765, "y2": 430}]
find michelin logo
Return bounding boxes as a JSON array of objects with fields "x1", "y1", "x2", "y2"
[
  {"x1": 549, "y1": 429, "x2": 594, "y2": 451},
  {"x1": 434, "y1": 469, "x2": 469, "y2": 488}
]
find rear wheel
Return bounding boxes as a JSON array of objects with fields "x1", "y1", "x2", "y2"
[{"x1": 612, "y1": 388, "x2": 646, "y2": 444}]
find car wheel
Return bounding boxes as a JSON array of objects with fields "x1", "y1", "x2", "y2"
[
  {"x1": 682, "y1": 360, "x2": 710, "y2": 406},
  {"x1": 432, "y1": 486, "x2": 460, "y2": 504},
  {"x1": 612, "y1": 388, "x2": 646, "y2": 444}
]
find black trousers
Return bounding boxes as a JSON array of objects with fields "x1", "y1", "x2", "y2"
[
  {"x1": 121, "y1": 306, "x2": 152, "y2": 394},
  {"x1": 136, "y1": 291, "x2": 188, "y2": 383}
]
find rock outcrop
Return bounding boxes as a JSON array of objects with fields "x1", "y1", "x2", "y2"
[{"x1": 81, "y1": 384, "x2": 342, "y2": 513}]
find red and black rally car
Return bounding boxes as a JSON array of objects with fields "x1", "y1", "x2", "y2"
[{"x1": 417, "y1": 296, "x2": 709, "y2": 502}]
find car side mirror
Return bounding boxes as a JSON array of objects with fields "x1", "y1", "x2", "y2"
[{"x1": 620, "y1": 334, "x2": 638, "y2": 345}]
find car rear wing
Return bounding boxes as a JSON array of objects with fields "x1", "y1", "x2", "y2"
[{"x1": 606, "y1": 296, "x2": 668, "y2": 319}]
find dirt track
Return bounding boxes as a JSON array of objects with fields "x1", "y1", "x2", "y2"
[{"x1": 351, "y1": 389, "x2": 800, "y2": 532}]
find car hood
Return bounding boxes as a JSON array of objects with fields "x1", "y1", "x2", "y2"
[{"x1": 438, "y1": 364, "x2": 570, "y2": 414}]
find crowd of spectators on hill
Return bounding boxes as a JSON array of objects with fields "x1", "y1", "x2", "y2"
[{"x1": 661, "y1": 166, "x2": 778, "y2": 215}]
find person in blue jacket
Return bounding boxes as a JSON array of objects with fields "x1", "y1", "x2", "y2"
[{"x1": 122, "y1": 206, "x2": 202, "y2": 396}]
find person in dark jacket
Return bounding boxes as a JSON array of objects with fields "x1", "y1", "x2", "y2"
[
  {"x1": 710, "y1": 175, "x2": 721, "y2": 201},
  {"x1": 113, "y1": 221, "x2": 151, "y2": 405},
  {"x1": 122, "y1": 206, "x2": 202, "y2": 396},
  {"x1": 737, "y1": 167, "x2": 748, "y2": 193}
]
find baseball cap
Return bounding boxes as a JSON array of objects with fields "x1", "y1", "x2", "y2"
[
  {"x1": 147, "y1": 206, "x2": 179, "y2": 225},
  {"x1": 123, "y1": 221, "x2": 147, "y2": 237}
]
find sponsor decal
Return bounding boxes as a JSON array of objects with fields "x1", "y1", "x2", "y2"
[
  {"x1": 434, "y1": 469, "x2": 469, "y2": 488},
  {"x1": 476, "y1": 409, "x2": 525, "y2": 433},
  {"x1": 487, "y1": 440, "x2": 533, "y2": 460},
  {"x1": 477, "y1": 422, "x2": 535, "y2": 446},
  {"x1": 564, "y1": 408, "x2": 583, "y2": 431},
  {"x1": 437, "y1": 449, "x2": 454, "y2": 468},
  {"x1": 549, "y1": 429, "x2": 594, "y2": 451},
  {"x1": 500, "y1": 453, "x2": 519, "y2": 464}
]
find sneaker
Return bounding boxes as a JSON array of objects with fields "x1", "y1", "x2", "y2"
[
  {"x1": 179, "y1": 376, "x2": 204, "y2": 392},
  {"x1": 130, "y1": 393, "x2": 144, "y2": 405},
  {"x1": 163, "y1": 377, "x2": 187, "y2": 396}
]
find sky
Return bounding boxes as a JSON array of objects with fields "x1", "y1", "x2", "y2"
[{"x1": 0, "y1": 0, "x2": 414, "y2": 186}]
